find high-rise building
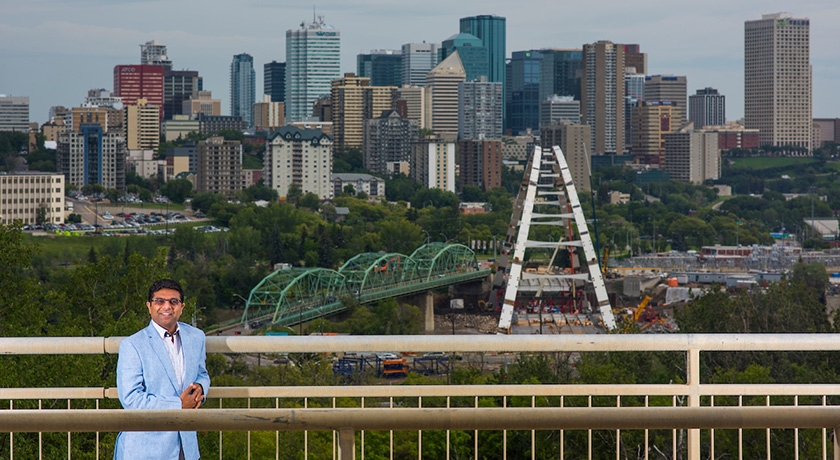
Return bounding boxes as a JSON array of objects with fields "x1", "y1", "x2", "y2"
[
  {"x1": 631, "y1": 101, "x2": 676, "y2": 165},
  {"x1": 689, "y1": 88, "x2": 726, "y2": 129},
  {"x1": 286, "y1": 16, "x2": 341, "y2": 123},
  {"x1": 162, "y1": 115, "x2": 200, "y2": 142},
  {"x1": 196, "y1": 114, "x2": 247, "y2": 136},
  {"x1": 697, "y1": 122, "x2": 760, "y2": 151},
  {"x1": 140, "y1": 40, "x2": 172, "y2": 70},
  {"x1": 401, "y1": 42, "x2": 441, "y2": 87},
  {"x1": 460, "y1": 14, "x2": 506, "y2": 135},
  {"x1": 0, "y1": 95, "x2": 30, "y2": 132},
  {"x1": 230, "y1": 53, "x2": 256, "y2": 127},
  {"x1": 264, "y1": 126, "x2": 333, "y2": 199},
  {"x1": 163, "y1": 70, "x2": 202, "y2": 121},
  {"x1": 506, "y1": 50, "x2": 543, "y2": 135},
  {"x1": 664, "y1": 131, "x2": 720, "y2": 184},
  {"x1": 623, "y1": 72, "x2": 645, "y2": 151},
  {"x1": 645, "y1": 75, "x2": 688, "y2": 128},
  {"x1": 459, "y1": 15, "x2": 506, "y2": 84},
  {"x1": 182, "y1": 91, "x2": 221, "y2": 117},
  {"x1": 540, "y1": 121, "x2": 592, "y2": 191},
  {"x1": 253, "y1": 95, "x2": 285, "y2": 131},
  {"x1": 70, "y1": 105, "x2": 122, "y2": 133},
  {"x1": 363, "y1": 110, "x2": 418, "y2": 176},
  {"x1": 439, "y1": 33, "x2": 488, "y2": 82},
  {"x1": 195, "y1": 136, "x2": 242, "y2": 195},
  {"x1": 622, "y1": 44, "x2": 647, "y2": 75},
  {"x1": 330, "y1": 73, "x2": 396, "y2": 152},
  {"x1": 165, "y1": 142, "x2": 197, "y2": 180},
  {"x1": 813, "y1": 118, "x2": 840, "y2": 147},
  {"x1": 313, "y1": 96, "x2": 332, "y2": 122},
  {"x1": 424, "y1": 52, "x2": 466, "y2": 137},
  {"x1": 395, "y1": 85, "x2": 425, "y2": 129},
  {"x1": 457, "y1": 139, "x2": 502, "y2": 191},
  {"x1": 123, "y1": 98, "x2": 160, "y2": 151},
  {"x1": 84, "y1": 89, "x2": 123, "y2": 109},
  {"x1": 264, "y1": 61, "x2": 286, "y2": 103},
  {"x1": 357, "y1": 50, "x2": 402, "y2": 87},
  {"x1": 411, "y1": 137, "x2": 456, "y2": 192},
  {"x1": 745, "y1": 13, "x2": 812, "y2": 151},
  {"x1": 0, "y1": 173, "x2": 65, "y2": 225},
  {"x1": 113, "y1": 65, "x2": 164, "y2": 119},
  {"x1": 538, "y1": 49, "x2": 582, "y2": 103},
  {"x1": 57, "y1": 124, "x2": 126, "y2": 190},
  {"x1": 581, "y1": 41, "x2": 625, "y2": 154},
  {"x1": 540, "y1": 95, "x2": 581, "y2": 126},
  {"x1": 458, "y1": 77, "x2": 502, "y2": 140}
]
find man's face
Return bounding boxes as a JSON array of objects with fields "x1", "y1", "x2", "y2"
[{"x1": 147, "y1": 287, "x2": 183, "y2": 333}]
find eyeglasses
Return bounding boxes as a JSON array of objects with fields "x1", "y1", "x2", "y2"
[{"x1": 151, "y1": 298, "x2": 183, "y2": 307}]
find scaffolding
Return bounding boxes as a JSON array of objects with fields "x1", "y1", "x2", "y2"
[{"x1": 494, "y1": 146, "x2": 616, "y2": 332}]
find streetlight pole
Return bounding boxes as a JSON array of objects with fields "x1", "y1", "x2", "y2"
[
  {"x1": 439, "y1": 233, "x2": 449, "y2": 243},
  {"x1": 422, "y1": 230, "x2": 430, "y2": 245}
]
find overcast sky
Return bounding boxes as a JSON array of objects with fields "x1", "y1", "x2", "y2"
[{"x1": 2, "y1": 0, "x2": 838, "y2": 125}]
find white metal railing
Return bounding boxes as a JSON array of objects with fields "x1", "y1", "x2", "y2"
[{"x1": 2, "y1": 334, "x2": 840, "y2": 460}]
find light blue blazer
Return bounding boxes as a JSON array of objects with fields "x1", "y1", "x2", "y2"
[{"x1": 114, "y1": 321, "x2": 211, "y2": 460}]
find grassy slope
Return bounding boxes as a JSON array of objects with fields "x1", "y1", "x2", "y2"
[{"x1": 727, "y1": 157, "x2": 817, "y2": 170}]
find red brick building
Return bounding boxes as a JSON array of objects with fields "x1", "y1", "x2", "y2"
[
  {"x1": 457, "y1": 139, "x2": 501, "y2": 192},
  {"x1": 114, "y1": 65, "x2": 164, "y2": 119}
]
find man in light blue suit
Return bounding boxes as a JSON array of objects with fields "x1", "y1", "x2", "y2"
[{"x1": 115, "y1": 279, "x2": 210, "y2": 460}]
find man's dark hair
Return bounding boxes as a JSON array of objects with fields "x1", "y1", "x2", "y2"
[{"x1": 148, "y1": 279, "x2": 185, "y2": 302}]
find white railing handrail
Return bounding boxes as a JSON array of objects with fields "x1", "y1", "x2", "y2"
[
  {"x1": 4, "y1": 407, "x2": 840, "y2": 433},
  {"x1": 2, "y1": 333, "x2": 840, "y2": 355}
]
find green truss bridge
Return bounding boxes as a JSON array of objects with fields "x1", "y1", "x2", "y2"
[{"x1": 240, "y1": 242, "x2": 491, "y2": 328}]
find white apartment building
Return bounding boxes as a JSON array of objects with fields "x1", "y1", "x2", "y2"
[
  {"x1": 265, "y1": 126, "x2": 333, "y2": 200},
  {"x1": 411, "y1": 138, "x2": 456, "y2": 192}
]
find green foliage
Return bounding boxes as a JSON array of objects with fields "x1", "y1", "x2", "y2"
[
  {"x1": 299, "y1": 192, "x2": 320, "y2": 210},
  {"x1": 191, "y1": 192, "x2": 225, "y2": 213},
  {"x1": 320, "y1": 298, "x2": 421, "y2": 335},
  {"x1": 241, "y1": 182, "x2": 278, "y2": 202},
  {"x1": 159, "y1": 178, "x2": 193, "y2": 204},
  {"x1": 385, "y1": 173, "x2": 422, "y2": 202}
]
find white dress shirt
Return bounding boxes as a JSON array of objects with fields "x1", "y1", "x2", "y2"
[{"x1": 151, "y1": 320, "x2": 185, "y2": 389}]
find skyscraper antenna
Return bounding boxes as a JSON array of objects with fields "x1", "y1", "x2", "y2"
[{"x1": 313, "y1": 6, "x2": 316, "y2": 24}]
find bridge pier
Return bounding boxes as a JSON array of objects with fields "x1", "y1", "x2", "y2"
[
  {"x1": 403, "y1": 291, "x2": 436, "y2": 332},
  {"x1": 422, "y1": 291, "x2": 434, "y2": 332}
]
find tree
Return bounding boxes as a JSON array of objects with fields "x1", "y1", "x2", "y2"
[
  {"x1": 286, "y1": 183, "x2": 302, "y2": 204},
  {"x1": 299, "y1": 192, "x2": 320, "y2": 210},
  {"x1": 342, "y1": 184, "x2": 356, "y2": 196},
  {"x1": 241, "y1": 182, "x2": 278, "y2": 202},
  {"x1": 160, "y1": 178, "x2": 193, "y2": 205},
  {"x1": 460, "y1": 184, "x2": 485, "y2": 202},
  {"x1": 378, "y1": 219, "x2": 423, "y2": 254},
  {"x1": 191, "y1": 192, "x2": 224, "y2": 214}
]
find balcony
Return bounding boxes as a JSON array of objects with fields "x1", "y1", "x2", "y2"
[{"x1": 2, "y1": 334, "x2": 840, "y2": 459}]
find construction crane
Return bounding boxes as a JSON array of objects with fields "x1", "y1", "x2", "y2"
[
  {"x1": 623, "y1": 295, "x2": 651, "y2": 333},
  {"x1": 601, "y1": 245, "x2": 616, "y2": 279}
]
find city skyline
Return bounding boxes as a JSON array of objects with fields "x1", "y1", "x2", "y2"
[{"x1": 1, "y1": 0, "x2": 838, "y2": 125}]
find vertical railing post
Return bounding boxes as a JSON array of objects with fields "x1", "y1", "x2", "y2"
[
  {"x1": 687, "y1": 347, "x2": 701, "y2": 460},
  {"x1": 338, "y1": 429, "x2": 356, "y2": 460}
]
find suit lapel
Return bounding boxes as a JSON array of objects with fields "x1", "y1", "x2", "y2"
[
  {"x1": 180, "y1": 324, "x2": 197, "y2": 384},
  {"x1": 145, "y1": 323, "x2": 180, "y2": 392}
]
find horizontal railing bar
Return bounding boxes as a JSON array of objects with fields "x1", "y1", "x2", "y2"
[
  {"x1": 4, "y1": 407, "x2": 840, "y2": 433},
  {"x1": 3, "y1": 334, "x2": 840, "y2": 355},
  {"x1": 4, "y1": 384, "x2": 840, "y2": 401}
]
